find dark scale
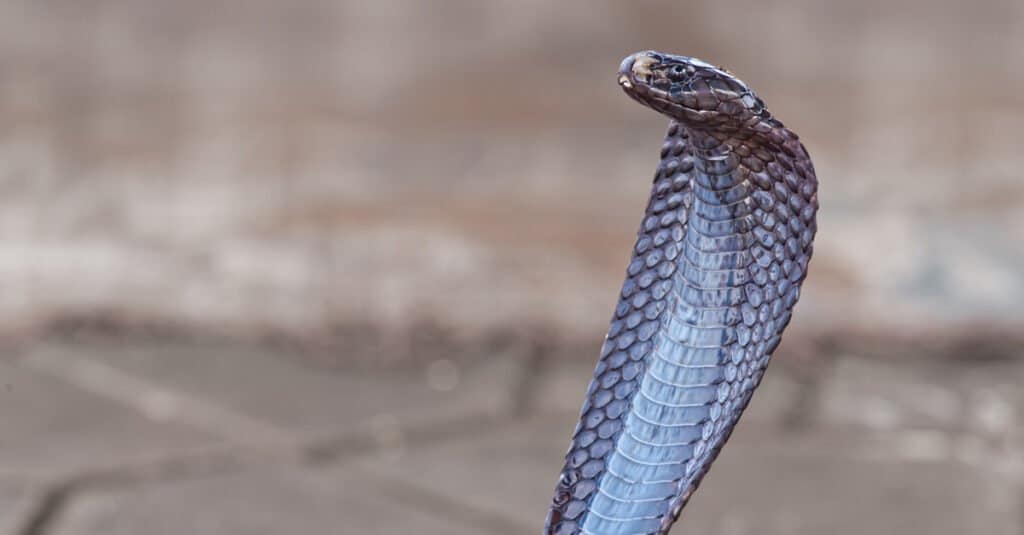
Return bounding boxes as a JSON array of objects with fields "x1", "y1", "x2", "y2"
[{"x1": 545, "y1": 51, "x2": 818, "y2": 535}]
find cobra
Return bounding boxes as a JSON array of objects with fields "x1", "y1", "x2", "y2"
[{"x1": 544, "y1": 51, "x2": 819, "y2": 535}]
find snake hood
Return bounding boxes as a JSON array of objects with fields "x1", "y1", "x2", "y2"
[
  {"x1": 618, "y1": 51, "x2": 770, "y2": 133},
  {"x1": 545, "y1": 51, "x2": 818, "y2": 535}
]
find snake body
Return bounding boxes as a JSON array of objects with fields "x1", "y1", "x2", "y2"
[{"x1": 544, "y1": 51, "x2": 819, "y2": 535}]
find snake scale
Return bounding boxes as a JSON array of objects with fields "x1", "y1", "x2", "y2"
[{"x1": 544, "y1": 51, "x2": 819, "y2": 535}]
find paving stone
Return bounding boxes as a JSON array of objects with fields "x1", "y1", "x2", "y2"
[
  {"x1": 10, "y1": 336, "x2": 1023, "y2": 534},
  {"x1": 0, "y1": 357, "x2": 220, "y2": 481},
  {"x1": 358, "y1": 415, "x2": 1021, "y2": 535},
  {"x1": 681, "y1": 425, "x2": 1022, "y2": 535},
  {"x1": 0, "y1": 483, "x2": 37, "y2": 535},
  {"x1": 47, "y1": 466, "x2": 482, "y2": 535},
  {"x1": 937, "y1": 358, "x2": 1024, "y2": 438},
  {"x1": 26, "y1": 338, "x2": 517, "y2": 444},
  {"x1": 819, "y1": 355, "x2": 1024, "y2": 437},
  {"x1": 355, "y1": 416, "x2": 574, "y2": 532}
]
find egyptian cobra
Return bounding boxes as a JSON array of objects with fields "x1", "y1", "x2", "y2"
[{"x1": 544, "y1": 51, "x2": 819, "y2": 535}]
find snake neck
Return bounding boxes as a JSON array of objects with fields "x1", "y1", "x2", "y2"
[
  {"x1": 680, "y1": 122, "x2": 815, "y2": 212},
  {"x1": 684, "y1": 117, "x2": 811, "y2": 169}
]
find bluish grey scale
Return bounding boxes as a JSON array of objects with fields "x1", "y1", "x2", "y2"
[
  {"x1": 692, "y1": 181, "x2": 750, "y2": 205},
  {"x1": 546, "y1": 123, "x2": 699, "y2": 535},
  {"x1": 546, "y1": 52, "x2": 818, "y2": 535},
  {"x1": 685, "y1": 230, "x2": 754, "y2": 253},
  {"x1": 574, "y1": 136, "x2": 753, "y2": 535}
]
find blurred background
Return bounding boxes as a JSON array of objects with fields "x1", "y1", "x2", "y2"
[{"x1": 0, "y1": 1, "x2": 1022, "y2": 534}]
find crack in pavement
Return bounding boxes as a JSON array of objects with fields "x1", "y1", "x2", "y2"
[
  {"x1": 5, "y1": 342, "x2": 538, "y2": 534},
  {"x1": 11, "y1": 341, "x2": 1023, "y2": 535},
  {"x1": 365, "y1": 472, "x2": 532, "y2": 535},
  {"x1": 19, "y1": 349, "x2": 296, "y2": 449},
  {"x1": 14, "y1": 485, "x2": 70, "y2": 535},
  {"x1": 8, "y1": 414, "x2": 523, "y2": 535}
]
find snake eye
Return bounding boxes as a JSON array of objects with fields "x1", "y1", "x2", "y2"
[{"x1": 666, "y1": 64, "x2": 688, "y2": 82}]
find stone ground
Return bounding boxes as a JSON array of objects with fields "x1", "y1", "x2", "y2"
[{"x1": 1, "y1": 334, "x2": 1021, "y2": 535}]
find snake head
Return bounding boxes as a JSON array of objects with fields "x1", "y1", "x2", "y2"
[{"x1": 618, "y1": 51, "x2": 768, "y2": 131}]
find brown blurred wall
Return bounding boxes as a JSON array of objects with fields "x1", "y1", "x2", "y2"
[{"x1": 1, "y1": 1, "x2": 1022, "y2": 354}]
